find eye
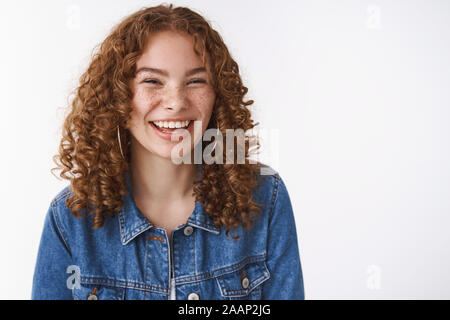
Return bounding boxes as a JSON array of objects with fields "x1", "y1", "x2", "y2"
[
  {"x1": 142, "y1": 78, "x2": 207, "y2": 85},
  {"x1": 143, "y1": 79, "x2": 161, "y2": 85},
  {"x1": 188, "y1": 79, "x2": 207, "y2": 84}
]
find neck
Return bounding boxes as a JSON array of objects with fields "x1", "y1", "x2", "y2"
[{"x1": 129, "y1": 140, "x2": 198, "y2": 202}]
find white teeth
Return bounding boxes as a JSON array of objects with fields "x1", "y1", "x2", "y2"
[{"x1": 153, "y1": 120, "x2": 191, "y2": 129}]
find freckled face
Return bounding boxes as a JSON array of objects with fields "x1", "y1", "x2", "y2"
[{"x1": 127, "y1": 30, "x2": 216, "y2": 160}]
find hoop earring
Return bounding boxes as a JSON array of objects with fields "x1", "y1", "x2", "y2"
[{"x1": 117, "y1": 125, "x2": 125, "y2": 160}]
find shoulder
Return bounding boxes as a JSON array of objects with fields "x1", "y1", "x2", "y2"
[
  {"x1": 252, "y1": 162, "x2": 286, "y2": 204},
  {"x1": 50, "y1": 185, "x2": 72, "y2": 208},
  {"x1": 50, "y1": 185, "x2": 75, "y2": 220},
  {"x1": 250, "y1": 162, "x2": 292, "y2": 221},
  {"x1": 253, "y1": 162, "x2": 278, "y2": 188},
  {"x1": 48, "y1": 185, "x2": 97, "y2": 238},
  {"x1": 47, "y1": 186, "x2": 78, "y2": 238}
]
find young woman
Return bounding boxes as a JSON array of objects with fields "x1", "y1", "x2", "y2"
[{"x1": 32, "y1": 3, "x2": 305, "y2": 300}]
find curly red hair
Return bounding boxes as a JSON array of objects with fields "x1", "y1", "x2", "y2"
[{"x1": 52, "y1": 3, "x2": 263, "y2": 238}]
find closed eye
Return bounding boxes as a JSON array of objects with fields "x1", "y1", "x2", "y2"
[
  {"x1": 189, "y1": 79, "x2": 207, "y2": 84},
  {"x1": 143, "y1": 79, "x2": 207, "y2": 85},
  {"x1": 143, "y1": 79, "x2": 161, "y2": 85}
]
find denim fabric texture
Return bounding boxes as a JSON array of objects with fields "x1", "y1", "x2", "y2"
[{"x1": 32, "y1": 164, "x2": 305, "y2": 300}]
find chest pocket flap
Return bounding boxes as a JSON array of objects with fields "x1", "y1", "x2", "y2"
[
  {"x1": 216, "y1": 260, "x2": 270, "y2": 298},
  {"x1": 72, "y1": 284, "x2": 125, "y2": 300}
]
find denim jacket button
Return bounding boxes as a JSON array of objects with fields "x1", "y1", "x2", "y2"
[
  {"x1": 87, "y1": 294, "x2": 98, "y2": 300},
  {"x1": 241, "y1": 277, "x2": 249, "y2": 289},
  {"x1": 188, "y1": 293, "x2": 200, "y2": 300},
  {"x1": 183, "y1": 226, "x2": 194, "y2": 236}
]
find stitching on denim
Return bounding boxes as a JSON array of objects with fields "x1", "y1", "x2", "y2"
[
  {"x1": 75, "y1": 285, "x2": 124, "y2": 300},
  {"x1": 215, "y1": 277, "x2": 225, "y2": 297},
  {"x1": 124, "y1": 223, "x2": 151, "y2": 244},
  {"x1": 129, "y1": 223, "x2": 151, "y2": 238},
  {"x1": 191, "y1": 219, "x2": 220, "y2": 230},
  {"x1": 175, "y1": 253, "x2": 266, "y2": 284},
  {"x1": 261, "y1": 258, "x2": 271, "y2": 281},
  {"x1": 187, "y1": 202, "x2": 221, "y2": 233},
  {"x1": 52, "y1": 188, "x2": 71, "y2": 205},
  {"x1": 185, "y1": 254, "x2": 266, "y2": 282},
  {"x1": 113, "y1": 287, "x2": 119, "y2": 300},
  {"x1": 143, "y1": 232, "x2": 151, "y2": 300},
  {"x1": 256, "y1": 284, "x2": 262, "y2": 299},
  {"x1": 269, "y1": 174, "x2": 280, "y2": 222},
  {"x1": 193, "y1": 227, "x2": 201, "y2": 293},
  {"x1": 224, "y1": 260, "x2": 268, "y2": 295},
  {"x1": 225, "y1": 272, "x2": 266, "y2": 295},
  {"x1": 255, "y1": 285, "x2": 261, "y2": 299},
  {"x1": 211, "y1": 254, "x2": 266, "y2": 276},
  {"x1": 189, "y1": 221, "x2": 220, "y2": 234},
  {"x1": 224, "y1": 272, "x2": 271, "y2": 298},
  {"x1": 118, "y1": 208, "x2": 126, "y2": 244},
  {"x1": 82, "y1": 281, "x2": 157, "y2": 294},
  {"x1": 80, "y1": 276, "x2": 169, "y2": 293},
  {"x1": 165, "y1": 229, "x2": 171, "y2": 299},
  {"x1": 80, "y1": 275, "x2": 169, "y2": 289},
  {"x1": 217, "y1": 261, "x2": 270, "y2": 297},
  {"x1": 182, "y1": 253, "x2": 265, "y2": 280},
  {"x1": 255, "y1": 259, "x2": 270, "y2": 299},
  {"x1": 119, "y1": 211, "x2": 152, "y2": 245},
  {"x1": 50, "y1": 203, "x2": 72, "y2": 257}
]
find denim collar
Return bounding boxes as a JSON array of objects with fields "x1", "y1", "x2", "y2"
[{"x1": 118, "y1": 166, "x2": 220, "y2": 245}]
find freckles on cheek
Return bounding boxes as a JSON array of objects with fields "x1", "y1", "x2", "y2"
[
  {"x1": 192, "y1": 90, "x2": 216, "y2": 111},
  {"x1": 132, "y1": 88, "x2": 158, "y2": 114}
]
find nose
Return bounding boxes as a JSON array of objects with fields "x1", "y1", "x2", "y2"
[{"x1": 163, "y1": 86, "x2": 188, "y2": 112}]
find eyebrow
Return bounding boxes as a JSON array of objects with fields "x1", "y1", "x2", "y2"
[{"x1": 135, "y1": 66, "x2": 207, "y2": 77}]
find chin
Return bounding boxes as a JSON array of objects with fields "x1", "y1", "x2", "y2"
[{"x1": 152, "y1": 144, "x2": 194, "y2": 163}]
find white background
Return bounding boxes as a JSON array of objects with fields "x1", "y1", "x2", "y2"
[{"x1": 1, "y1": 0, "x2": 449, "y2": 299}]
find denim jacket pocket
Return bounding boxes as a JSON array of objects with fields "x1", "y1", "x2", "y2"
[
  {"x1": 72, "y1": 284, "x2": 125, "y2": 300},
  {"x1": 216, "y1": 260, "x2": 270, "y2": 299}
]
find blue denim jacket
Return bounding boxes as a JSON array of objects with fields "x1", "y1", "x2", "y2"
[{"x1": 32, "y1": 164, "x2": 305, "y2": 300}]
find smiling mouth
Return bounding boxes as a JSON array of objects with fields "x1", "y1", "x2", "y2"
[{"x1": 149, "y1": 120, "x2": 193, "y2": 133}]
